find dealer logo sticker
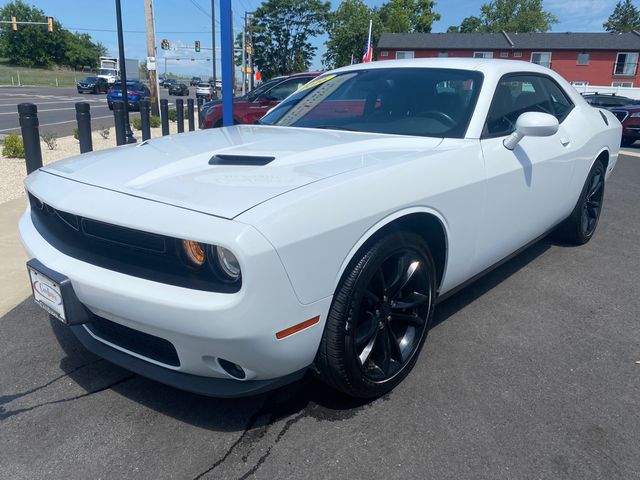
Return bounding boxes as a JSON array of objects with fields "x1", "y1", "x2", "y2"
[{"x1": 33, "y1": 280, "x2": 62, "y2": 305}]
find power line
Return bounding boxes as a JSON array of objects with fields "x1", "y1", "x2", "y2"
[{"x1": 66, "y1": 27, "x2": 213, "y2": 34}]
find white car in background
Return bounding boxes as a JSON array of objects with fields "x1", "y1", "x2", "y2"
[
  {"x1": 196, "y1": 82, "x2": 213, "y2": 99},
  {"x1": 20, "y1": 59, "x2": 620, "y2": 399}
]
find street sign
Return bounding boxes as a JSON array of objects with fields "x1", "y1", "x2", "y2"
[{"x1": 147, "y1": 56, "x2": 156, "y2": 71}]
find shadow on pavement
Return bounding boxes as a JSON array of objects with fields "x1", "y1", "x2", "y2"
[{"x1": 7, "y1": 237, "x2": 553, "y2": 434}]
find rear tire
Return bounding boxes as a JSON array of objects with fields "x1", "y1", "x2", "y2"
[
  {"x1": 555, "y1": 159, "x2": 605, "y2": 245},
  {"x1": 315, "y1": 231, "x2": 436, "y2": 398}
]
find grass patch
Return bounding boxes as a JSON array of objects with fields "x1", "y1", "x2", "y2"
[{"x1": 0, "y1": 58, "x2": 92, "y2": 87}]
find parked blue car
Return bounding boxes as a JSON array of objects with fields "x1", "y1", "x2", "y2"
[{"x1": 107, "y1": 82, "x2": 151, "y2": 111}]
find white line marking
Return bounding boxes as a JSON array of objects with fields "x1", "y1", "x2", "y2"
[
  {"x1": 0, "y1": 99, "x2": 105, "y2": 107},
  {"x1": 620, "y1": 148, "x2": 640, "y2": 158},
  {"x1": 0, "y1": 115, "x2": 114, "y2": 132},
  {"x1": 0, "y1": 104, "x2": 111, "y2": 115}
]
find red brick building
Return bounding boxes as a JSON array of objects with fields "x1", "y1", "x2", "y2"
[{"x1": 376, "y1": 32, "x2": 640, "y2": 88}]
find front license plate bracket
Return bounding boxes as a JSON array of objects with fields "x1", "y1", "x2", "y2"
[{"x1": 27, "y1": 258, "x2": 92, "y2": 326}]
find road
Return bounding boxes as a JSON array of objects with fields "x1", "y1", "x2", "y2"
[
  {"x1": 1, "y1": 159, "x2": 639, "y2": 480},
  {"x1": 0, "y1": 85, "x2": 202, "y2": 138}
]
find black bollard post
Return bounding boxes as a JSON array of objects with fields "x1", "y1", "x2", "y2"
[
  {"x1": 17, "y1": 103, "x2": 43, "y2": 174},
  {"x1": 113, "y1": 101, "x2": 126, "y2": 146},
  {"x1": 197, "y1": 97, "x2": 203, "y2": 129},
  {"x1": 139, "y1": 100, "x2": 151, "y2": 141},
  {"x1": 75, "y1": 102, "x2": 93, "y2": 153},
  {"x1": 176, "y1": 98, "x2": 184, "y2": 133},
  {"x1": 187, "y1": 98, "x2": 195, "y2": 132},
  {"x1": 160, "y1": 98, "x2": 169, "y2": 136}
]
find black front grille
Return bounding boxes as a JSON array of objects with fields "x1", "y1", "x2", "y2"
[
  {"x1": 28, "y1": 193, "x2": 241, "y2": 293},
  {"x1": 86, "y1": 316, "x2": 180, "y2": 367},
  {"x1": 611, "y1": 110, "x2": 628, "y2": 122}
]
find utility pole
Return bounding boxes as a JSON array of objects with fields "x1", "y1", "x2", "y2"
[
  {"x1": 241, "y1": 12, "x2": 246, "y2": 96},
  {"x1": 115, "y1": 0, "x2": 135, "y2": 143},
  {"x1": 211, "y1": 0, "x2": 217, "y2": 98},
  {"x1": 247, "y1": 12, "x2": 254, "y2": 91},
  {"x1": 143, "y1": 0, "x2": 159, "y2": 116}
]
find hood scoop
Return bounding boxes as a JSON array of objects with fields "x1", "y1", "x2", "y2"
[{"x1": 209, "y1": 154, "x2": 275, "y2": 166}]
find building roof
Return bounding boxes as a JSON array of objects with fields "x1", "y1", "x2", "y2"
[{"x1": 377, "y1": 31, "x2": 640, "y2": 51}]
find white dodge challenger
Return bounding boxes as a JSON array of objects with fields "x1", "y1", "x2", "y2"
[{"x1": 20, "y1": 59, "x2": 621, "y2": 398}]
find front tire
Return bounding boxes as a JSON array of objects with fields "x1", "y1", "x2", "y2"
[
  {"x1": 315, "y1": 231, "x2": 436, "y2": 398},
  {"x1": 555, "y1": 159, "x2": 605, "y2": 245}
]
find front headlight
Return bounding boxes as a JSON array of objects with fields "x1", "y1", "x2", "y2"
[
  {"x1": 214, "y1": 246, "x2": 241, "y2": 282},
  {"x1": 182, "y1": 240, "x2": 206, "y2": 267},
  {"x1": 630, "y1": 112, "x2": 640, "y2": 117}
]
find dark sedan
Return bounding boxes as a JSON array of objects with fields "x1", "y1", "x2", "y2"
[
  {"x1": 610, "y1": 103, "x2": 640, "y2": 147},
  {"x1": 582, "y1": 93, "x2": 634, "y2": 109},
  {"x1": 168, "y1": 83, "x2": 189, "y2": 96},
  {"x1": 77, "y1": 76, "x2": 109, "y2": 94},
  {"x1": 107, "y1": 82, "x2": 151, "y2": 111},
  {"x1": 163, "y1": 79, "x2": 178, "y2": 89}
]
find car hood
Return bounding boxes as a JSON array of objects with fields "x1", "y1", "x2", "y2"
[{"x1": 40, "y1": 125, "x2": 443, "y2": 219}]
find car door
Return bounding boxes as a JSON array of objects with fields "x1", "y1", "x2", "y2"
[{"x1": 474, "y1": 74, "x2": 577, "y2": 272}]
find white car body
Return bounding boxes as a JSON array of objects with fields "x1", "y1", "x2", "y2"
[{"x1": 19, "y1": 59, "x2": 621, "y2": 397}]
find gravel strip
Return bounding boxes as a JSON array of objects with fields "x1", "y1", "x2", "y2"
[{"x1": 0, "y1": 123, "x2": 182, "y2": 205}]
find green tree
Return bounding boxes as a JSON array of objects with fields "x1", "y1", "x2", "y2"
[
  {"x1": 323, "y1": 0, "x2": 380, "y2": 69},
  {"x1": 449, "y1": 0, "x2": 557, "y2": 33},
  {"x1": 379, "y1": 0, "x2": 441, "y2": 33},
  {"x1": 251, "y1": 0, "x2": 330, "y2": 80},
  {"x1": 603, "y1": 0, "x2": 640, "y2": 32},
  {"x1": 63, "y1": 31, "x2": 106, "y2": 70},
  {"x1": 0, "y1": 0, "x2": 65, "y2": 67},
  {"x1": 0, "y1": 0, "x2": 106, "y2": 69},
  {"x1": 447, "y1": 16, "x2": 483, "y2": 33}
]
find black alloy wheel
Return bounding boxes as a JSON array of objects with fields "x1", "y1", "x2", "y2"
[
  {"x1": 316, "y1": 231, "x2": 436, "y2": 398},
  {"x1": 581, "y1": 164, "x2": 604, "y2": 238},
  {"x1": 556, "y1": 159, "x2": 606, "y2": 245}
]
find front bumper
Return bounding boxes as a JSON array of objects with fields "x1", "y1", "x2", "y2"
[{"x1": 20, "y1": 171, "x2": 331, "y2": 396}]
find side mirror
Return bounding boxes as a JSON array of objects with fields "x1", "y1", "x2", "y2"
[{"x1": 503, "y1": 112, "x2": 559, "y2": 150}]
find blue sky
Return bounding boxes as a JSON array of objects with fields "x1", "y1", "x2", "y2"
[{"x1": 7, "y1": 0, "x2": 621, "y2": 76}]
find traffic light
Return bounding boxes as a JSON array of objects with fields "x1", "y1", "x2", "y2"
[
  {"x1": 47, "y1": 17, "x2": 53, "y2": 32},
  {"x1": 161, "y1": 39, "x2": 169, "y2": 50},
  {"x1": 11, "y1": 16, "x2": 17, "y2": 31},
  {"x1": 195, "y1": 40, "x2": 200, "y2": 52}
]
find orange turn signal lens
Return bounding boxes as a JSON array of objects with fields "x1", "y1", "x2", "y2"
[
  {"x1": 182, "y1": 240, "x2": 206, "y2": 266},
  {"x1": 275, "y1": 316, "x2": 320, "y2": 340}
]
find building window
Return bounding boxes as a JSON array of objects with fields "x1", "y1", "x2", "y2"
[
  {"x1": 513, "y1": 52, "x2": 522, "y2": 58},
  {"x1": 531, "y1": 52, "x2": 552, "y2": 68},
  {"x1": 473, "y1": 51, "x2": 493, "y2": 59},
  {"x1": 380, "y1": 51, "x2": 388, "y2": 57},
  {"x1": 614, "y1": 52, "x2": 638, "y2": 76},
  {"x1": 612, "y1": 81, "x2": 633, "y2": 87},
  {"x1": 500, "y1": 52, "x2": 509, "y2": 58},
  {"x1": 577, "y1": 52, "x2": 589, "y2": 65},
  {"x1": 395, "y1": 51, "x2": 414, "y2": 60},
  {"x1": 438, "y1": 51, "x2": 448, "y2": 57}
]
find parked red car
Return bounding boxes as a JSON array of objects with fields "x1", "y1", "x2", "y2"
[
  {"x1": 610, "y1": 102, "x2": 640, "y2": 147},
  {"x1": 201, "y1": 72, "x2": 320, "y2": 128}
]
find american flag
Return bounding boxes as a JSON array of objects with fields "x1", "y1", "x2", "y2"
[{"x1": 362, "y1": 20, "x2": 373, "y2": 63}]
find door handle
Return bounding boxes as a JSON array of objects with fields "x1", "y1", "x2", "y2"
[{"x1": 560, "y1": 137, "x2": 570, "y2": 146}]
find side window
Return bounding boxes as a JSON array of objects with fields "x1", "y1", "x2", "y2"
[
  {"x1": 484, "y1": 75, "x2": 572, "y2": 137},
  {"x1": 539, "y1": 77, "x2": 573, "y2": 120},
  {"x1": 266, "y1": 78, "x2": 308, "y2": 101}
]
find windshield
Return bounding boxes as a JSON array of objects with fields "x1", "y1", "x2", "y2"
[
  {"x1": 260, "y1": 68, "x2": 483, "y2": 138},
  {"x1": 198, "y1": 83, "x2": 210, "y2": 87},
  {"x1": 97, "y1": 69, "x2": 115, "y2": 75},
  {"x1": 83, "y1": 77, "x2": 98, "y2": 82}
]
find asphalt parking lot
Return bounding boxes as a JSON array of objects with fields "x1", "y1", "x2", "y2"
[
  {"x1": 1, "y1": 153, "x2": 639, "y2": 480},
  {"x1": 0, "y1": 85, "x2": 202, "y2": 138}
]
